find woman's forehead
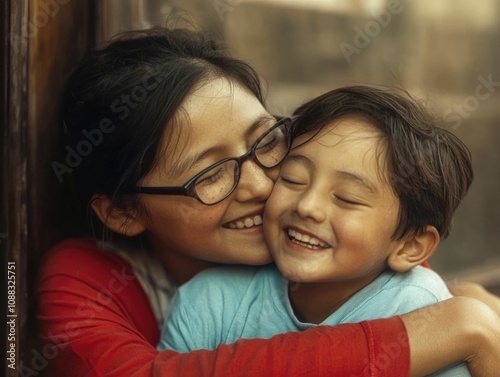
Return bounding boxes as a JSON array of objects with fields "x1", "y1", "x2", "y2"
[{"x1": 146, "y1": 79, "x2": 273, "y2": 181}]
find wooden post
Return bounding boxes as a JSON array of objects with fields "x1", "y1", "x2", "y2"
[{"x1": 1, "y1": 1, "x2": 93, "y2": 375}]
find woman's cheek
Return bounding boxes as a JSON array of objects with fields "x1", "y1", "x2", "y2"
[{"x1": 265, "y1": 164, "x2": 281, "y2": 183}]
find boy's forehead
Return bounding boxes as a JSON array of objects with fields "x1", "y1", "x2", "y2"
[
  {"x1": 290, "y1": 117, "x2": 391, "y2": 184},
  {"x1": 292, "y1": 116, "x2": 382, "y2": 148}
]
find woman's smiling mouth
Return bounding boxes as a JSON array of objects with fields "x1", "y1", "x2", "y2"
[{"x1": 226, "y1": 215, "x2": 263, "y2": 229}]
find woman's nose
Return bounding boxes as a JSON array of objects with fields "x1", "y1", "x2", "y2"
[{"x1": 234, "y1": 159, "x2": 275, "y2": 202}]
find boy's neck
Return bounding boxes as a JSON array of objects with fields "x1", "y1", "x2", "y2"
[{"x1": 288, "y1": 271, "x2": 383, "y2": 324}]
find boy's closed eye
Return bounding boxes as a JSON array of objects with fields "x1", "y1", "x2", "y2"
[
  {"x1": 278, "y1": 159, "x2": 309, "y2": 186},
  {"x1": 279, "y1": 174, "x2": 306, "y2": 185},
  {"x1": 334, "y1": 195, "x2": 361, "y2": 206}
]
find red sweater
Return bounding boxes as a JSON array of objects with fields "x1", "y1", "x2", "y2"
[{"x1": 36, "y1": 238, "x2": 410, "y2": 376}]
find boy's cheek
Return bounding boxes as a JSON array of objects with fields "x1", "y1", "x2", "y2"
[{"x1": 266, "y1": 184, "x2": 289, "y2": 210}]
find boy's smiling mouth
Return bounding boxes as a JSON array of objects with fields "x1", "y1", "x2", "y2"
[{"x1": 286, "y1": 228, "x2": 330, "y2": 249}]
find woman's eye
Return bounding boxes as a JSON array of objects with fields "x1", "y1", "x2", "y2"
[
  {"x1": 257, "y1": 133, "x2": 279, "y2": 152},
  {"x1": 197, "y1": 167, "x2": 225, "y2": 186}
]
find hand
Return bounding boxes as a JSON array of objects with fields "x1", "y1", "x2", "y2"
[
  {"x1": 404, "y1": 297, "x2": 500, "y2": 377},
  {"x1": 462, "y1": 298, "x2": 500, "y2": 377},
  {"x1": 448, "y1": 282, "x2": 500, "y2": 316}
]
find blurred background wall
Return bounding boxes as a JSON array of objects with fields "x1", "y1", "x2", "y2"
[
  {"x1": 98, "y1": 0, "x2": 500, "y2": 289},
  {"x1": 98, "y1": 0, "x2": 500, "y2": 290}
]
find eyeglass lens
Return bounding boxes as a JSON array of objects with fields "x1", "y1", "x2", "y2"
[{"x1": 194, "y1": 122, "x2": 289, "y2": 204}]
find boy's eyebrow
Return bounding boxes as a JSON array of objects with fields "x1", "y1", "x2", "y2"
[
  {"x1": 285, "y1": 154, "x2": 314, "y2": 168},
  {"x1": 335, "y1": 170, "x2": 378, "y2": 194},
  {"x1": 286, "y1": 154, "x2": 378, "y2": 194}
]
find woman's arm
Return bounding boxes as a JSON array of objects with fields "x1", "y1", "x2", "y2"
[
  {"x1": 153, "y1": 319, "x2": 408, "y2": 377},
  {"x1": 36, "y1": 239, "x2": 409, "y2": 377},
  {"x1": 37, "y1": 239, "x2": 499, "y2": 377},
  {"x1": 403, "y1": 296, "x2": 500, "y2": 377}
]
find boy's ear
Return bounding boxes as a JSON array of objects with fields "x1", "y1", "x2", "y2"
[
  {"x1": 90, "y1": 194, "x2": 146, "y2": 237},
  {"x1": 388, "y1": 226, "x2": 440, "y2": 272}
]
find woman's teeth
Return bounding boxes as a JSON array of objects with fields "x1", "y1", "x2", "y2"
[
  {"x1": 227, "y1": 215, "x2": 263, "y2": 229},
  {"x1": 287, "y1": 229, "x2": 328, "y2": 249}
]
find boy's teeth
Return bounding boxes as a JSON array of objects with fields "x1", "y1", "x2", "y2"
[
  {"x1": 287, "y1": 229, "x2": 328, "y2": 248},
  {"x1": 228, "y1": 215, "x2": 263, "y2": 229}
]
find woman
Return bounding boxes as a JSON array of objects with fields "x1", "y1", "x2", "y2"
[{"x1": 37, "y1": 27, "x2": 500, "y2": 377}]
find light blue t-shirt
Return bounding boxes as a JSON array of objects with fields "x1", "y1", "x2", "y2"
[{"x1": 158, "y1": 264, "x2": 470, "y2": 376}]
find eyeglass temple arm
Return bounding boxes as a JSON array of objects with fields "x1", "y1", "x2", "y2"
[{"x1": 133, "y1": 186, "x2": 188, "y2": 195}]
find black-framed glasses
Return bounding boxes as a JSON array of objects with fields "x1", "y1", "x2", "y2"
[{"x1": 133, "y1": 117, "x2": 292, "y2": 205}]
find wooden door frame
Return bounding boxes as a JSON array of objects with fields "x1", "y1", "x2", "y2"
[
  {"x1": 2, "y1": 1, "x2": 30, "y2": 375},
  {"x1": 2, "y1": 1, "x2": 94, "y2": 375}
]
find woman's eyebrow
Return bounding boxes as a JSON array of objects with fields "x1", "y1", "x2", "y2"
[
  {"x1": 243, "y1": 114, "x2": 277, "y2": 140},
  {"x1": 173, "y1": 145, "x2": 225, "y2": 178},
  {"x1": 173, "y1": 114, "x2": 276, "y2": 177}
]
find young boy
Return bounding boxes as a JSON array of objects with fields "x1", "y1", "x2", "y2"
[{"x1": 158, "y1": 86, "x2": 473, "y2": 376}]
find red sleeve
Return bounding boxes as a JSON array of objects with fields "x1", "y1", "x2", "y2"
[{"x1": 36, "y1": 238, "x2": 410, "y2": 377}]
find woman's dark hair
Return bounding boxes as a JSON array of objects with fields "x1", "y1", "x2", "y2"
[
  {"x1": 291, "y1": 85, "x2": 473, "y2": 240},
  {"x1": 58, "y1": 27, "x2": 264, "y2": 236}
]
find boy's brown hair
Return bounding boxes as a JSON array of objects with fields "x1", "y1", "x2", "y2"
[{"x1": 292, "y1": 85, "x2": 473, "y2": 240}]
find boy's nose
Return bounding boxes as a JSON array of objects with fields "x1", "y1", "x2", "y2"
[{"x1": 295, "y1": 188, "x2": 327, "y2": 223}]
